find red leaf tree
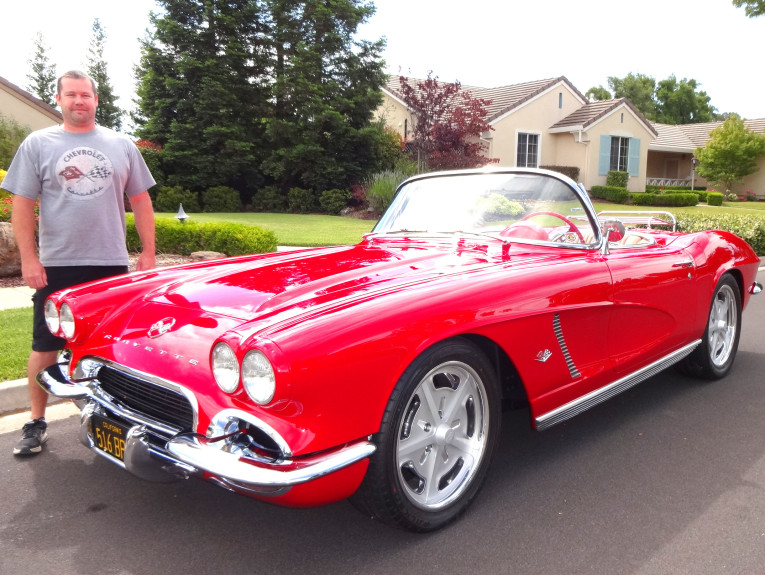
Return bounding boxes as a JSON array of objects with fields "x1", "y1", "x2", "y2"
[{"x1": 399, "y1": 74, "x2": 493, "y2": 171}]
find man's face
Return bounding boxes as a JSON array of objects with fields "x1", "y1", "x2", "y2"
[{"x1": 56, "y1": 77, "x2": 98, "y2": 130}]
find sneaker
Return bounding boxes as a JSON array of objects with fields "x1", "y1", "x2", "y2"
[{"x1": 13, "y1": 418, "x2": 48, "y2": 456}]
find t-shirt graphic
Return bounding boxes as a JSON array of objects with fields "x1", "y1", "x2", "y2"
[{"x1": 56, "y1": 147, "x2": 114, "y2": 200}]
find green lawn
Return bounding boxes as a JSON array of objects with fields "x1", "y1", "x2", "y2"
[
  {"x1": 0, "y1": 307, "x2": 31, "y2": 381},
  {"x1": 155, "y1": 212, "x2": 376, "y2": 246}
]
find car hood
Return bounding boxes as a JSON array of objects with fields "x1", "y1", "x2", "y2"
[{"x1": 139, "y1": 240, "x2": 521, "y2": 322}]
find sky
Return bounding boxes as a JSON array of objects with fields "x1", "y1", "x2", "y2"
[{"x1": 2, "y1": 0, "x2": 763, "y2": 128}]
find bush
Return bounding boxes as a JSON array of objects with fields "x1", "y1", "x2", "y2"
[
  {"x1": 252, "y1": 186, "x2": 288, "y2": 212},
  {"x1": 155, "y1": 185, "x2": 201, "y2": 213},
  {"x1": 127, "y1": 215, "x2": 277, "y2": 255},
  {"x1": 320, "y1": 188, "x2": 352, "y2": 215},
  {"x1": 478, "y1": 194, "x2": 524, "y2": 221},
  {"x1": 540, "y1": 165, "x2": 580, "y2": 182},
  {"x1": 136, "y1": 141, "x2": 165, "y2": 190},
  {"x1": 288, "y1": 187, "x2": 319, "y2": 214},
  {"x1": 589, "y1": 185, "x2": 630, "y2": 204},
  {"x1": 677, "y1": 213, "x2": 765, "y2": 255},
  {"x1": 629, "y1": 192, "x2": 699, "y2": 207},
  {"x1": 606, "y1": 170, "x2": 629, "y2": 187},
  {"x1": 366, "y1": 171, "x2": 402, "y2": 214},
  {"x1": 707, "y1": 192, "x2": 724, "y2": 206},
  {"x1": 202, "y1": 185, "x2": 241, "y2": 212},
  {"x1": 645, "y1": 185, "x2": 707, "y2": 193}
]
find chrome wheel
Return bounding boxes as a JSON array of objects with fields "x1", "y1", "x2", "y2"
[
  {"x1": 396, "y1": 360, "x2": 489, "y2": 510},
  {"x1": 708, "y1": 283, "x2": 737, "y2": 368}
]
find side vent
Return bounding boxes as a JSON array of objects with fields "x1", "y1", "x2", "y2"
[{"x1": 553, "y1": 313, "x2": 581, "y2": 379}]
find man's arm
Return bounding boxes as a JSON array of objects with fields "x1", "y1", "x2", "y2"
[
  {"x1": 129, "y1": 191, "x2": 156, "y2": 271},
  {"x1": 11, "y1": 195, "x2": 46, "y2": 289}
]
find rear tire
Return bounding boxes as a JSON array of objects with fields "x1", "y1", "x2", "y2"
[
  {"x1": 678, "y1": 274, "x2": 741, "y2": 380},
  {"x1": 351, "y1": 338, "x2": 501, "y2": 532}
]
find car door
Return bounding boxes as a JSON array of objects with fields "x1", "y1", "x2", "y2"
[{"x1": 603, "y1": 240, "x2": 697, "y2": 376}]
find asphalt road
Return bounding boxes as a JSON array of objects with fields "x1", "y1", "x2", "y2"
[{"x1": 3, "y1": 293, "x2": 765, "y2": 575}]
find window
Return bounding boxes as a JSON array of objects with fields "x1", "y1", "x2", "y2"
[
  {"x1": 599, "y1": 135, "x2": 640, "y2": 176},
  {"x1": 517, "y1": 133, "x2": 539, "y2": 168},
  {"x1": 610, "y1": 136, "x2": 630, "y2": 172}
]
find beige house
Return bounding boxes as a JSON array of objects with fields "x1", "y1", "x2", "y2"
[
  {"x1": 377, "y1": 76, "x2": 765, "y2": 196},
  {"x1": 0, "y1": 75, "x2": 62, "y2": 131}
]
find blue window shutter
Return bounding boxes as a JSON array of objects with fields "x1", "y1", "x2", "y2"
[
  {"x1": 599, "y1": 135, "x2": 611, "y2": 175},
  {"x1": 627, "y1": 137, "x2": 640, "y2": 176}
]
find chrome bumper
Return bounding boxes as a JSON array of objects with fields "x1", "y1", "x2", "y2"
[
  {"x1": 750, "y1": 281, "x2": 763, "y2": 295},
  {"x1": 37, "y1": 364, "x2": 375, "y2": 495}
]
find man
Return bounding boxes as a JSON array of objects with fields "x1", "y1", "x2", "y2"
[{"x1": 2, "y1": 70, "x2": 156, "y2": 456}]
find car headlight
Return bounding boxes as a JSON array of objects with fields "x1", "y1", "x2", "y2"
[
  {"x1": 212, "y1": 342, "x2": 239, "y2": 393},
  {"x1": 242, "y1": 350, "x2": 276, "y2": 405},
  {"x1": 59, "y1": 303, "x2": 76, "y2": 339},
  {"x1": 44, "y1": 299, "x2": 60, "y2": 335}
]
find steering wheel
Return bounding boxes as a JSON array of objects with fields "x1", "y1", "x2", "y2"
[{"x1": 521, "y1": 211, "x2": 585, "y2": 243}]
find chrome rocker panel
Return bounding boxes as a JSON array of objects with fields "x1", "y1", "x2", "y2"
[
  {"x1": 37, "y1": 364, "x2": 376, "y2": 495},
  {"x1": 535, "y1": 340, "x2": 701, "y2": 431}
]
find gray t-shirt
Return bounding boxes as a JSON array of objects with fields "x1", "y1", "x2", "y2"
[{"x1": 2, "y1": 125, "x2": 156, "y2": 266}]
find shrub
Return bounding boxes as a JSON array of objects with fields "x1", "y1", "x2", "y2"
[
  {"x1": 135, "y1": 141, "x2": 165, "y2": 190},
  {"x1": 645, "y1": 185, "x2": 707, "y2": 193},
  {"x1": 366, "y1": 169, "x2": 407, "y2": 214},
  {"x1": 630, "y1": 192, "x2": 699, "y2": 207},
  {"x1": 677, "y1": 213, "x2": 765, "y2": 255},
  {"x1": 707, "y1": 192, "x2": 724, "y2": 206},
  {"x1": 478, "y1": 194, "x2": 524, "y2": 221},
  {"x1": 589, "y1": 185, "x2": 630, "y2": 204},
  {"x1": 252, "y1": 186, "x2": 288, "y2": 212},
  {"x1": 606, "y1": 170, "x2": 629, "y2": 187},
  {"x1": 202, "y1": 185, "x2": 241, "y2": 212},
  {"x1": 320, "y1": 188, "x2": 352, "y2": 215},
  {"x1": 155, "y1": 185, "x2": 201, "y2": 213},
  {"x1": 127, "y1": 215, "x2": 277, "y2": 255},
  {"x1": 540, "y1": 165, "x2": 580, "y2": 182},
  {"x1": 288, "y1": 187, "x2": 319, "y2": 214}
]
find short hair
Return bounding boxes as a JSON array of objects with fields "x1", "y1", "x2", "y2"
[{"x1": 57, "y1": 71, "x2": 98, "y2": 96}]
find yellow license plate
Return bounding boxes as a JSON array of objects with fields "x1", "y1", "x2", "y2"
[{"x1": 91, "y1": 414, "x2": 129, "y2": 461}]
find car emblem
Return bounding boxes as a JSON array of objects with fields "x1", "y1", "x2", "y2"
[
  {"x1": 535, "y1": 349, "x2": 552, "y2": 363},
  {"x1": 147, "y1": 317, "x2": 176, "y2": 339}
]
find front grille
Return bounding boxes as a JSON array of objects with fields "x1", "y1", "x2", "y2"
[{"x1": 96, "y1": 366, "x2": 194, "y2": 431}]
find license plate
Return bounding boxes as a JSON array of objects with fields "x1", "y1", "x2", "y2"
[{"x1": 91, "y1": 414, "x2": 129, "y2": 461}]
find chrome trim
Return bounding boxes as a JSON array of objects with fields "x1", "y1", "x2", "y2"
[
  {"x1": 553, "y1": 313, "x2": 580, "y2": 379},
  {"x1": 166, "y1": 433, "x2": 376, "y2": 488},
  {"x1": 207, "y1": 409, "x2": 293, "y2": 460},
  {"x1": 37, "y1": 365, "x2": 184, "y2": 438},
  {"x1": 750, "y1": 281, "x2": 763, "y2": 295},
  {"x1": 535, "y1": 340, "x2": 701, "y2": 431},
  {"x1": 40, "y1": 362, "x2": 375, "y2": 492}
]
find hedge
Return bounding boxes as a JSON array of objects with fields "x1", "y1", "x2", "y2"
[
  {"x1": 126, "y1": 215, "x2": 277, "y2": 256},
  {"x1": 589, "y1": 185, "x2": 630, "y2": 204},
  {"x1": 541, "y1": 165, "x2": 580, "y2": 182},
  {"x1": 677, "y1": 213, "x2": 765, "y2": 255},
  {"x1": 630, "y1": 192, "x2": 699, "y2": 207}
]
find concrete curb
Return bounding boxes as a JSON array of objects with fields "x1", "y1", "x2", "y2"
[{"x1": 0, "y1": 378, "x2": 31, "y2": 415}]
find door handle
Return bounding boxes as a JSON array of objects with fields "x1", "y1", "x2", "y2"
[{"x1": 672, "y1": 260, "x2": 694, "y2": 268}]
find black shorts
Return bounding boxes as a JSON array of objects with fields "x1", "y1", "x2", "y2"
[{"x1": 32, "y1": 266, "x2": 128, "y2": 352}]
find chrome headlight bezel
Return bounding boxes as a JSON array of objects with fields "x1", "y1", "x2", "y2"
[
  {"x1": 242, "y1": 350, "x2": 276, "y2": 405},
  {"x1": 44, "y1": 299, "x2": 60, "y2": 335},
  {"x1": 59, "y1": 303, "x2": 76, "y2": 339},
  {"x1": 212, "y1": 342, "x2": 240, "y2": 393}
]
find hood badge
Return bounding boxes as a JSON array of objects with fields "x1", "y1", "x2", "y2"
[{"x1": 147, "y1": 317, "x2": 176, "y2": 339}]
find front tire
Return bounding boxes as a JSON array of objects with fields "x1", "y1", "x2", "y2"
[
  {"x1": 679, "y1": 274, "x2": 742, "y2": 379},
  {"x1": 352, "y1": 338, "x2": 501, "y2": 532}
]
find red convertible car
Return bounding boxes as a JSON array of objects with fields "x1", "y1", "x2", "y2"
[{"x1": 39, "y1": 168, "x2": 761, "y2": 531}]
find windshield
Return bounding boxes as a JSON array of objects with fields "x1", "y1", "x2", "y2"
[{"x1": 373, "y1": 171, "x2": 599, "y2": 246}]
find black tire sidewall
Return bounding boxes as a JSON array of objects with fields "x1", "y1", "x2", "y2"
[{"x1": 364, "y1": 337, "x2": 502, "y2": 532}]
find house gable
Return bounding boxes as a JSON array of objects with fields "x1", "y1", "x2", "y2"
[{"x1": 0, "y1": 76, "x2": 62, "y2": 131}]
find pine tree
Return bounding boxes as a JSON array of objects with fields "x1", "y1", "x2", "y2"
[
  {"x1": 87, "y1": 18, "x2": 124, "y2": 130},
  {"x1": 134, "y1": 0, "x2": 387, "y2": 200},
  {"x1": 26, "y1": 32, "x2": 57, "y2": 107}
]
